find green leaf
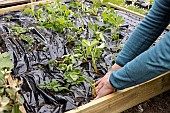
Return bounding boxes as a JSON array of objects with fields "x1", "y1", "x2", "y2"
[
  {"x1": 17, "y1": 95, "x2": 24, "y2": 104},
  {"x1": 12, "y1": 104, "x2": 21, "y2": 113},
  {"x1": 0, "y1": 80, "x2": 3, "y2": 87},
  {"x1": 74, "y1": 68, "x2": 81, "y2": 74},
  {"x1": 57, "y1": 64, "x2": 67, "y2": 71},
  {"x1": 70, "y1": 74, "x2": 79, "y2": 81},
  {"x1": 0, "y1": 71, "x2": 4, "y2": 79},
  {"x1": 0, "y1": 52, "x2": 14, "y2": 70},
  {"x1": 97, "y1": 43, "x2": 105, "y2": 48},
  {"x1": 22, "y1": 6, "x2": 34, "y2": 17},
  {"x1": 73, "y1": 54, "x2": 82, "y2": 58},
  {"x1": 61, "y1": 5, "x2": 67, "y2": 11},
  {"x1": 6, "y1": 88, "x2": 16, "y2": 100},
  {"x1": 90, "y1": 39, "x2": 99, "y2": 48},
  {"x1": 82, "y1": 39, "x2": 90, "y2": 47},
  {"x1": 78, "y1": 76, "x2": 86, "y2": 82},
  {"x1": 102, "y1": 0, "x2": 109, "y2": 2},
  {"x1": 21, "y1": 37, "x2": 34, "y2": 45},
  {"x1": 58, "y1": 87, "x2": 67, "y2": 91},
  {"x1": 86, "y1": 48, "x2": 91, "y2": 56},
  {"x1": 66, "y1": 64, "x2": 73, "y2": 71},
  {"x1": 45, "y1": 24, "x2": 53, "y2": 28},
  {"x1": 53, "y1": 88, "x2": 59, "y2": 92},
  {"x1": 94, "y1": 49, "x2": 103, "y2": 58},
  {"x1": 22, "y1": 8, "x2": 32, "y2": 15},
  {"x1": 0, "y1": 88, "x2": 4, "y2": 95},
  {"x1": 99, "y1": 33, "x2": 105, "y2": 42}
]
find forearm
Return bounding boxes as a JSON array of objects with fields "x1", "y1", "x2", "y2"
[
  {"x1": 110, "y1": 31, "x2": 170, "y2": 90},
  {"x1": 116, "y1": 0, "x2": 170, "y2": 67}
]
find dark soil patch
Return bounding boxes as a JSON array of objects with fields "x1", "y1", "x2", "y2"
[{"x1": 123, "y1": 90, "x2": 170, "y2": 113}]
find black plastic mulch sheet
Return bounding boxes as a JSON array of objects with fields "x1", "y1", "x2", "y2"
[{"x1": 0, "y1": 3, "x2": 169, "y2": 113}]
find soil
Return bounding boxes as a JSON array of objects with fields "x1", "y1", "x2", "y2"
[{"x1": 123, "y1": 90, "x2": 170, "y2": 113}]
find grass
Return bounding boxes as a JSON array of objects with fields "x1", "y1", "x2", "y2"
[{"x1": 108, "y1": 0, "x2": 149, "y2": 15}]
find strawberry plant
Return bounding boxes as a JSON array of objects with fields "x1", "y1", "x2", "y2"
[
  {"x1": 75, "y1": 39, "x2": 105, "y2": 72},
  {"x1": 39, "y1": 79, "x2": 67, "y2": 93},
  {"x1": 0, "y1": 52, "x2": 24, "y2": 113}
]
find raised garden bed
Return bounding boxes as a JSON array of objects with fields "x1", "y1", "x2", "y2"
[{"x1": 0, "y1": 0, "x2": 170, "y2": 113}]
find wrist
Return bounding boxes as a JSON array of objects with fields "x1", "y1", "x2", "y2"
[{"x1": 110, "y1": 63, "x2": 122, "y2": 71}]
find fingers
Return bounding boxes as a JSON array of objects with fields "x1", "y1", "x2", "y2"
[
  {"x1": 94, "y1": 79, "x2": 115, "y2": 100},
  {"x1": 94, "y1": 86, "x2": 114, "y2": 100},
  {"x1": 95, "y1": 79, "x2": 102, "y2": 85},
  {"x1": 93, "y1": 95, "x2": 99, "y2": 100}
]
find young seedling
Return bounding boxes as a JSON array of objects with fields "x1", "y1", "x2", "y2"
[{"x1": 10, "y1": 25, "x2": 27, "y2": 38}]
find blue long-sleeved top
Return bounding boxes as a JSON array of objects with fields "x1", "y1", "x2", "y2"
[{"x1": 109, "y1": 0, "x2": 170, "y2": 90}]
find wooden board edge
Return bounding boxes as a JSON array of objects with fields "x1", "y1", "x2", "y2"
[
  {"x1": 107, "y1": 2, "x2": 145, "y2": 18},
  {"x1": 0, "y1": 0, "x2": 50, "y2": 15},
  {"x1": 0, "y1": 0, "x2": 30, "y2": 7},
  {"x1": 66, "y1": 71, "x2": 170, "y2": 113},
  {"x1": 107, "y1": 2, "x2": 170, "y2": 29}
]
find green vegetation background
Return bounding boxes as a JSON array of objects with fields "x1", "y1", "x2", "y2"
[{"x1": 108, "y1": 0, "x2": 152, "y2": 15}]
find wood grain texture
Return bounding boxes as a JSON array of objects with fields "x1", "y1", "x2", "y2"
[
  {"x1": 0, "y1": 0, "x2": 30, "y2": 7},
  {"x1": 0, "y1": 0, "x2": 50, "y2": 15},
  {"x1": 66, "y1": 72, "x2": 170, "y2": 113}
]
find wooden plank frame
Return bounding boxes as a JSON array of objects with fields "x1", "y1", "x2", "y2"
[
  {"x1": 0, "y1": 0, "x2": 31, "y2": 8},
  {"x1": 0, "y1": 1, "x2": 170, "y2": 113},
  {"x1": 0, "y1": 0, "x2": 50, "y2": 15}
]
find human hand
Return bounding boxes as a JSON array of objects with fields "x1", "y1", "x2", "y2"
[
  {"x1": 94, "y1": 64, "x2": 122, "y2": 100},
  {"x1": 94, "y1": 76, "x2": 115, "y2": 100}
]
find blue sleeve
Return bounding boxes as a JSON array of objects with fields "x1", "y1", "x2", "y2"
[
  {"x1": 116, "y1": 0, "x2": 170, "y2": 67},
  {"x1": 110, "y1": 0, "x2": 170, "y2": 90}
]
